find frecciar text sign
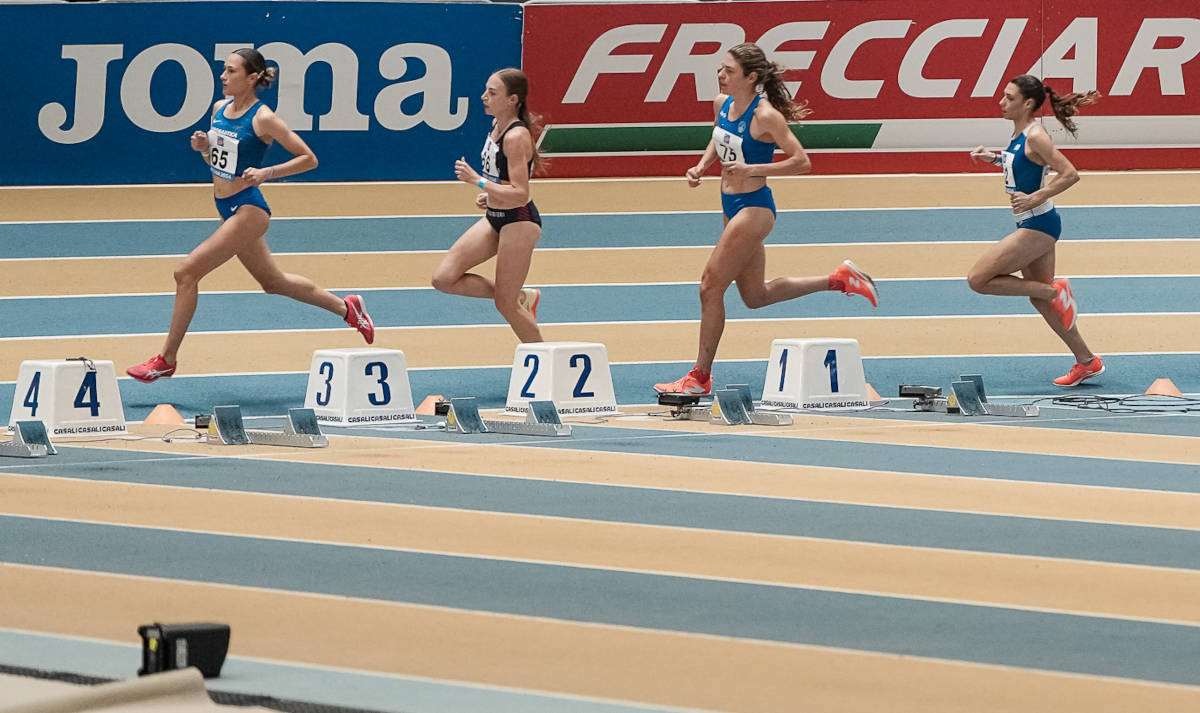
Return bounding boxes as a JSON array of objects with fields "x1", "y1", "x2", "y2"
[{"x1": 525, "y1": 0, "x2": 1199, "y2": 123}]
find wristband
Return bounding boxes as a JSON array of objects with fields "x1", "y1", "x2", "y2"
[
  {"x1": 477, "y1": 179, "x2": 486, "y2": 189},
  {"x1": 991, "y1": 154, "x2": 1003, "y2": 166},
  {"x1": 267, "y1": 166, "x2": 276, "y2": 179}
]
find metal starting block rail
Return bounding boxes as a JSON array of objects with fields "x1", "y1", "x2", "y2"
[
  {"x1": 0, "y1": 420, "x2": 57, "y2": 458},
  {"x1": 659, "y1": 387, "x2": 792, "y2": 426},
  {"x1": 448, "y1": 398, "x2": 572, "y2": 437},
  {"x1": 210, "y1": 406, "x2": 329, "y2": 447}
]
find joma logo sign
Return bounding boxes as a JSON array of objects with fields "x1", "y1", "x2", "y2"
[{"x1": 40, "y1": 41, "x2": 469, "y2": 144}]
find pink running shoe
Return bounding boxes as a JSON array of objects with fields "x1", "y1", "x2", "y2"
[
  {"x1": 831, "y1": 260, "x2": 879, "y2": 307},
  {"x1": 1053, "y1": 356, "x2": 1105, "y2": 387},
  {"x1": 344, "y1": 294, "x2": 374, "y2": 344},
  {"x1": 127, "y1": 355, "x2": 176, "y2": 383},
  {"x1": 519, "y1": 287, "x2": 541, "y2": 320},
  {"x1": 654, "y1": 370, "x2": 713, "y2": 395},
  {"x1": 1050, "y1": 278, "x2": 1077, "y2": 331}
]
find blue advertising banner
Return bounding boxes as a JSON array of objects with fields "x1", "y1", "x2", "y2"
[{"x1": 1, "y1": 1, "x2": 522, "y2": 184}]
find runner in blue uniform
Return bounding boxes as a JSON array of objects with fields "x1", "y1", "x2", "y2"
[
  {"x1": 128, "y1": 48, "x2": 373, "y2": 383},
  {"x1": 968, "y1": 75, "x2": 1103, "y2": 386},
  {"x1": 434, "y1": 68, "x2": 543, "y2": 343},
  {"x1": 655, "y1": 43, "x2": 879, "y2": 395}
]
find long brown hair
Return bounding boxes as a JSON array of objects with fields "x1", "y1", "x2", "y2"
[
  {"x1": 727, "y1": 43, "x2": 811, "y2": 122},
  {"x1": 1010, "y1": 74, "x2": 1099, "y2": 137},
  {"x1": 494, "y1": 68, "x2": 542, "y2": 172}
]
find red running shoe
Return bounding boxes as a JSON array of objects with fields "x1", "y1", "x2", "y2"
[
  {"x1": 1050, "y1": 278, "x2": 1078, "y2": 331},
  {"x1": 519, "y1": 287, "x2": 541, "y2": 320},
  {"x1": 831, "y1": 260, "x2": 879, "y2": 307},
  {"x1": 1053, "y1": 356, "x2": 1104, "y2": 387},
  {"x1": 653, "y1": 370, "x2": 713, "y2": 395},
  {"x1": 126, "y1": 355, "x2": 176, "y2": 383},
  {"x1": 344, "y1": 294, "x2": 374, "y2": 344}
]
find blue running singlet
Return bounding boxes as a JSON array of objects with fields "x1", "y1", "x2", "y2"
[
  {"x1": 207, "y1": 100, "x2": 270, "y2": 181},
  {"x1": 712, "y1": 95, "x2": 776, "y2": 166},
  {"x1": 1002, "y1": 125, "x2": 1049, "y2": 196},
  {"x1": 1001, "y1": 125, "x2": 1060, "y2": 238}
]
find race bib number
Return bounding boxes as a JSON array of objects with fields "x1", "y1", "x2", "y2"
[
  {"x1": 1002, "y1": 150, "x2": 1016, "y2": 192},
  {"x1": 713, "y1": 127, "x2": 745, "y2": 164},
  {"x1": 207, "y1": 129, "x2": 240, "y2": 180},
  {"x1": 481, "y1": 136, "x2": 500, "y2": 181}
]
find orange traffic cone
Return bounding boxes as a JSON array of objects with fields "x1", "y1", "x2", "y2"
[
  {"x1": 1144, "y1": 378, "x2": 1182, "y2": 397},
  {"x1": 415, "y1": 394, "x2": 445, "y2": 415},
  {"x1": 143, "y1": 403, "x2": 185, "y2": 425}
]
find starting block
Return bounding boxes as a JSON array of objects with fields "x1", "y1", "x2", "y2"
[
  {"x1": 209, "y1": 406, "x2": 329, "y2": 447},
  {"x1": 0, "y1": 420, "x2": 57, "y2": 458},
  {"x1": 505, "y1": 342, "x2": 617, "y2": 417},
  {"x1": 904, "y1": 375, "x2": 1038, "y2": 417},
  {"x1": 759, "y1": 339, "x2": 870, "y2": 411},
  {"x1": 660, "y1": 387, "x2": 792, "y2": 426},
  {"x1": 449, "y1": 397, "x2": 572, "y2": 437},
  {"x1": 304, "y1": 348, "x2": 415, "y2": 426},
  {"x1": 950, "y1": 379, "x2": 987, "y2": 416},
  {"x1": 723, "y1": 384, "x2": 793, "y2": 425},
  {"x1": 10, "y1": 358, "x2": 126, "y2": 437},
  {"x1": 713, "y1": 389, "x2": 752, "y2": 425}
]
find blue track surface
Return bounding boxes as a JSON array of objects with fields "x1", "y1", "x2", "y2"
[
  {"x1": 4, "y1": 515, "x2": 1199, "y2": 685},
  {"x1": 7, "y1": 450, "x2": 1200, "y2": 566},
  {"x1": 3, "y1": 196, "x2": 1199, "y2": 712},
  {"x1": 3, "y1": 205, "x2": 1199, "y2": 257},
  {"x1": 3, "y1": 277, "x2": 1198, "y2": 336}
]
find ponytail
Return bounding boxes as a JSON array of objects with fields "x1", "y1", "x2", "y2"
[
  {"x1": 1044, "y1": 84, "x2": 1100, "y2": 137},
  {"x1": 760, "y1": 60, "x2": 812, "y2": 122},
  {"x1": 516, "y1": 102, "x2": 543, "y2": 173},
  {"x1": 727, "y1": 43, "x2": 812, "y2": 122},
  {"x1": 1010, "y1": 74, "x2": 1099, "y2": 137}
]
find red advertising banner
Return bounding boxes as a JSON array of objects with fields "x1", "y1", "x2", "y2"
[{"x1": 523, "y1": 0, "x2": 1200, "y2": 175}]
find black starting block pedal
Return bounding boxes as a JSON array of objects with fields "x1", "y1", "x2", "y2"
[
  {"x1": 657, "y1": 392, "x2": 703, "y2": 407},
  {"x1": 900, "y1": 385, "x2": 947, "y2": 412},
  {"x1": 660, "y1": 391, "x2": 710, "y2": 421}
]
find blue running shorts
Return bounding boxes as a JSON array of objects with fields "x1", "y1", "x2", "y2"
[
  {"x1": 214, "y1": 186, "x2": 271, "y2": 222},
  {"x1": 721, "y1": 185, "x2": 776, "y2": 220}
]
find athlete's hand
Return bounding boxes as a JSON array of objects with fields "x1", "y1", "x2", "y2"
[
  {"x1": 191, "y1": 131, "x2": 209, "y2": 152},
  {"x1": 1009, "y1": 191, "x2": 1041, "y2": 213},
  {"x1": 455, "y1": 157, "x2": 481, "y2": 186},
  {"x1": 475, "y1": 192, "x2": 488, "y2": 210},
  {"x1": 721, "y1": 160, "x2": 752, "y2": 178},
  {"x1": 685, "y1": 165, "x2": 704, "y2": 188},
  {"x1": 241, "y1": 166, "x2": 270, "y2": 186},
  {"x1": 970, "y1": 146, "x2": 997, "y2": 164}
]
